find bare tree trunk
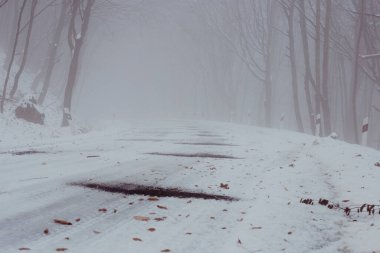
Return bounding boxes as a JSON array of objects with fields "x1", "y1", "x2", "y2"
[
  {"x1": 298, "y1": 0, "x2": 314, "y2": 134},
  {"x1": 285, "y1": 1, "x2": 304, "y2": 132},
  {"x1": 350, "y1": 0, "x2": 365, "y2": 144},
  {"x1": 62, "y1": 0, "x2": 94, "y2": 127},
  {"x1": 38, "y1": 1, "x2": 67, "y2": 105},
  {"x1": 9, "y1": 0, "x2": 38, "y2": 99},
  {"x1": 3, "y1": 0, "x2": 19, "y2": 71},
  {"x1": 0, "y1": 0, "x2": 26, "y2": 113},
  {"x1": 321, "y1": 0, "x2": 332, "y2": 135},
  {"x1": 338, "y1": 56, "x2": 350, "y2": 140},
  {"x1": 314, "y1": 0, "x2": 322, "y2": 136},
  {"x1": 264, "y1": 0, "x2": 274, "y2": 128},
  {"x1": 0, "y1": 0, "x2": 9, "y2": 8}
]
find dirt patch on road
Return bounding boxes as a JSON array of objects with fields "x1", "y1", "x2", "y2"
[
  {"x1": 71, "y1": 182, "x2": 238, "y2": 201},
  {"x1": 146, "y1": 152, "x2": 240, "y2": 159},
  {"x1": 11, "y1": 150, "x2": 47, "y2": 155}
]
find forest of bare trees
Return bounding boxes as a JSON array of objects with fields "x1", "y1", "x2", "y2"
[
  {"x1": 0, "y1": 0, "x2": 97, "y2": 126},
  {"x1": 0, "y1": 0, "x2": 379, "y2": 149},
  {"x1": 188, "y1": 0, "x2": 380, "y2": 149}
]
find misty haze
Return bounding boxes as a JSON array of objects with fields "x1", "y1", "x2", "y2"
[{"x1": 0, "y1": 0, "x2": 380, "y2": 252}]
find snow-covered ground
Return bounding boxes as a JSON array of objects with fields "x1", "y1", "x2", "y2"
[{"x1": 1, "y1": 120, "x2": 380, "y2": 253}]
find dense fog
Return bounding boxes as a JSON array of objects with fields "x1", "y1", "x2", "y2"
[{"x1": 0, "y1": 0, "x2": 379, "y2": 148}]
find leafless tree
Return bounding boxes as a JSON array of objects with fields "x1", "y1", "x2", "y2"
[
  {"x1": 62, "y1": 0, "x2": 95, "y2": 126},
  {"x1": 9, "y1": 0, "x2": 38, "y2": 99},
  {"x1": 0, "y1": 0, "x2": 27, "y2": 113}
]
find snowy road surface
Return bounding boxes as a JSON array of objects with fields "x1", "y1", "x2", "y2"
[{"x1": 1, "y1": 120, "x2": 380, "y2": 253}]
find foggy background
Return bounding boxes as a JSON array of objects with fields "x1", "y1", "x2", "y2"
[{"x1": 0, "y1": 0, "x2": 379, "y2": 148}]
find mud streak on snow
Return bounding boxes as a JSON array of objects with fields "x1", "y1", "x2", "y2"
[{"x1": 71, "y1": 182, "x2": 239, "y2": 201}]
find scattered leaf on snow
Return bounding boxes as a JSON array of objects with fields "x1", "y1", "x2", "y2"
[
  {"x1": 64, "y1": 237, "x2": 70, "y2": 240},
  {"x1": 113, "y1": 209, "x2": 117, "y2": 213},
  {"x1": 148, "y1": 228, "x2": 156, "y2": 232},
  {"x1": 98, "y1": 208, "x2": 107, "y2": 212},
  {"x1": 154, "y1": 217, "x2": 166, "y2": 221},
  {"x1": 93, "y1": 230, "x2": 101, "y2": 234},
  {"x1": 185, "y1": 232, "x2": 192, "y2": 235},
  {"x1": 237, "y1": 238, "x2": 242, "y2": 244},
  {"x1": 43, "y1": 228, "x2": 49, "y2": 235},
  {"x1": 56, "y1": 248, "x2": 68, "y2": 252},
  {"x1": 148, "y1": 197, "x2": 159, "y2": 201},
  {"x1": 375, "y1": 162, "x2": 380, "y2": 167},
  {"x1": 288, "y1": 231, "x2": 292, "y2": 235},
  {"x1": 18, "y1": 248, "x2": 31, "y2": 251},
  {"x1": 161, "y1": 249, "x2": 171, "y2": 252},
  {"x1": 220, "y1": 183, "x2": 230, "y2": 189},
  {"x1": 133, "y1": 237, "x2": 142, "y2": 241},
  {"x1": 54, "y1": 219, "x2": 72, "y2": 226},
  {"x1": 75, "y1": 218, "x2": 81, "y2": 222},
  {"x1": 157, "y1": 205, "x2": 168, "y2": 210},
  {"x1": 134, "y1": 216, "x2": 150, "y2": 221}
]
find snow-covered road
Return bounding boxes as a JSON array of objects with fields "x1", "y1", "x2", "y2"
[{"x1": 1, "y1": 120, "x2": 380, "y2": 253}]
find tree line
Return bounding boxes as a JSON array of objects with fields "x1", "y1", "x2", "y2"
[
  {"x1": 186, "y1": 0, "x2": 380, "y2": 148},
  {"x1": 0, "y1": 0, "x2": 95, "y2": 126}
]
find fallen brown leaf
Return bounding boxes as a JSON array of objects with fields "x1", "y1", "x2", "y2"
[
  {"x1": 148, "y1": 197, "x2": 159, "y2": 201},
  {"x1": 133, "y1": 216, "x2": 150, "y2": 222},
  {"x1": 18, "y1": 248, "x2": 31, "y2": 251},
  {"x1": 220, "y1": 183, "x2": 230, "y2": 189},
  {"x1": 133, "y1": 237, "x2": 142, "y2": 241},
  {"x1": 157, "y1": 205, "x2": 168, "y2": 210},
  {"x1": 56, "y1": 248, "x2": 68, "y2": 252},
  {"x1": 161, "y1": 249, "x2": 171, "y2": 252},
  {"x1": 54, "y1": 219, "x2": 72, "y2": 225},
  {"x1": 98, "y1": 208, "x2": 107, "y2": 212},
  {"x1": 43, "y1": 228, "x2": 49, "y2": 235},
  {"x1": 93, "y1": 230, "x2": 101, "y2": 234},
  {"x1": 148, "y1": 228, "x2": 156, "y2": 232},
  {"x1": 75, "y1": 218, "x2": 81, "y2": 222}
]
